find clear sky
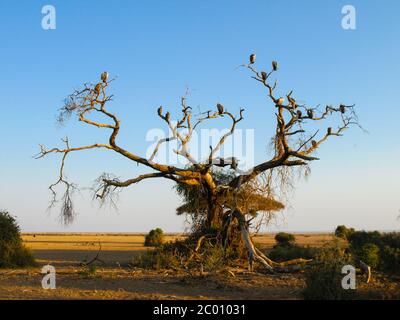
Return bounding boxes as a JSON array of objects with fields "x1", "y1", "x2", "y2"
[{"x1": 0, "y1": 0, "x2": 399, "y2": 233}]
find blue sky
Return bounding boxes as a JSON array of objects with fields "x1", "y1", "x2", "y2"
[{"x1": 0, "y1": 0, "x2": 399, "y2": 232}]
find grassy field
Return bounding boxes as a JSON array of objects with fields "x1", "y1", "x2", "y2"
[
  {"x1": 0, "y1": 233, "x2": 397, "y2": 300},
  {"x1": 20, "y1": 233, "x2": 333, "y2": 267}
]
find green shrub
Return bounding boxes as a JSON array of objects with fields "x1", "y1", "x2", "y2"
[
  {"x1": 347, "y1": 231, "x2": 382, "y2": 252},
  {"x1": 0, "y1": 211, "x2": 36, "y2": 268},
  {"x1": 144, "y1": 228, "x2": 164, "y2": 247},
  {"x1": 268, "y1": 245, "x2": 316, "y2": 262},
  {"x1": 358, "y1": 243, "x2": 380, "y2": 268},
  {"x1": 380, "y1": 246, "x2": 400, "y2": 274},
  {"x1": 346, "y1": 230, "x2": 400, "y2": 274},
  {"x1": 274, "y1": 232, "x2": 296, "y2": 247},
  {"x1": 132, "y1": 237, "x2": 231, "y2": 272},
  {"x1": 303, "y1": 241, "x2": 355, "y2": 300},
  {"x1": 131, "y1": 248, "x2": 182, "y2": 270},
  {"x1": 335, "y1": 225, "x2": 355, "y2": 239},
  {"x1": 0, "y1": 211, "x2": 21, "y2": 245},
  {"x1": 381, "y1": 232, "x2": 400, "y2": 249}
]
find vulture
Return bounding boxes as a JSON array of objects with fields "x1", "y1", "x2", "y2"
[
  {"x1": 327, "y1": 127, "x2": 332, "y2": 135},
  {"x1": 249, "y1": 54, "x2": 256, "y2": 64},
  {"x1": 261, "y1": 71, "x2": 267, "y2": 81},
  {"x1": 288, "y1": 96, "x2": 296, "y2": 107},
  {"x1": 276, "y1": 97, "x2": 285, "y2": 105},
  {"x1": 94, "y1": 83, "x2": 102, "y2": 93},
  {"x1": 101, "y1": 71, "x2": 109, "y2": 83},
  {"x1": 311, "y1": 140, "x2": 317, "y2": 148},
  {"x1": 272, "y1": 60, "x2": 279, "y2": 71},
  {"x1": 307, "y1": 109, "x2": 314, "y2": 118},
  {"x1": 157, "y1": 106, "x2": 163, "y2": 117},
  {"x1": 230, "y1": 157, "x2": 238, "y2": 170},
  {"x1": 340, "y1": 104, "x2": 346, "y2": 113},
  {"x1": 217, "y1": 103, "x2": 224, "y2": 114},
  {"x1": 297, "y1": 110, "x2": 302, "y2": 118}
]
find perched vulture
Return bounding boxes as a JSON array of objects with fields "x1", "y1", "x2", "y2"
[
  {"x1": 307, "y1": 109, "x2": 314, "y2": 118},
  {"x1": 101, "y1": 71, "x2": 109, "y2": 83},
  {"x1": 311, "y1": 140, "x2": 317, "y2": 148},
  {"x1": 288, "y1": 96, "x2": 296, "y2": 107},
  {"x1": 94, "y1": 83, "x2": 102, "y2": 93},
  {"x1": 230, "y1": 157, "x2": 238, "y2": 170},
  {"x1": 327, "y1": 127, "x2": 332, "y2": 135},
  {"x1": 261, "y1": 71, "x2": 267, "y2": 81},
  {"x1": 297, "y1": 110, "x2": 302, "y2": 118},
  {"x1": 249, "y1": 54, "x2": 256, "y2": 64},
  {"x1": 157, "y1": 106, "x2": 163, "y2": 117},
  {"x1": 272, "y1": 60, "x2": 279, "y2": 71},
  {"x1": 276, "y1": 97, "x2": 285, "y2": 105},
  {"x1": 340, "y1": 104, "x2": 346, "y2": 113},
  {"x1": 217, "y1": 103, "x2": 224, "y2": 114}
]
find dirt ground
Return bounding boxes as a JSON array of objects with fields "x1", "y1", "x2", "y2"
[{"x1": 0, "y1": 233, "x2": 397, "y2": 300}]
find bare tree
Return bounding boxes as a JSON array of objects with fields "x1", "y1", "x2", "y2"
[{"x1": 37, "y1": 56, "x2": 359, "y2": 271}]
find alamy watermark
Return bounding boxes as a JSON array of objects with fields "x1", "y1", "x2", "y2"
[
  {"x1": 341, "y1": 5, "x2": 356, "y2": 30},
  {"x1": 41, "y1": 5, "x2": 56, "y2": 30},
  {"x1": 341, "y1": 264, "x2": 356, "y2": 290},
  {"x1": 41, "y1": 265, "x2": 56, "y2": 289},
  {"x1": 145, "y1": 127, "x2": 255, "y2": 173}
]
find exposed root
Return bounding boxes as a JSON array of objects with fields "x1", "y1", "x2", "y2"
[{"x1": 233, "y1": 209, "x2": 312, "y2": 273}]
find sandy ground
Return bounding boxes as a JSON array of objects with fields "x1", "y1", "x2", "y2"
[{"x1": 0, "y1": 233, "x2": 397, "y2": 300}]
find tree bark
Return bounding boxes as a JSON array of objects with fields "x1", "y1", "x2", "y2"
[
  {"x1": 232, "y1": 209, "x2": 312, "y2": 273},
  {"x1": 206, "y1": 192, "x2": 223, "y2": 228}
]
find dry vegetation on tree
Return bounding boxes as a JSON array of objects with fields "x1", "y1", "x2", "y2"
[{"x1": 37, "y1": 54, "x2": 360, "y2": 272}]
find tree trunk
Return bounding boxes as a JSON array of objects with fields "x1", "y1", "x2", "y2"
[
  {"x1": 232, "y1": 210, "x2": 274, "y2": 272},
  {"x1": 206, "y1": 192, "x2": 223, "y2": 228},
  {"x1": 232, "y1": 209, "x2": 312, "y2": 273}
]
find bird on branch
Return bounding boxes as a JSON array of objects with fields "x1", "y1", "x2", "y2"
[
  {"x1": 94, "y1": 83, "x2": 102, "y2": 93},
  {"x1": 101, "y1": 71, "x2": 109, "y2": 83},
  {"x1": 297, "y1": 110, "x2": 303, "y2": 118},
  {"x1": 261, "y1": 71, "x2": 267, "y2": 81},
  {"x1": 217, "y1": 103, "x2": 224, "y2": 114},
  {"x1": 230, "y1": 157, "x2": 238, "y2": 170},
  {"x1": 272, "y1": 60, "x2": 279, "y2": 71},
  {"x1": 276, "y1": 97, "x2": 285, "y2": 106},
  {"x1": 249, "y1": 54, "x2": 256, "y2": 64},
  {"x1": 157, "y1": 106, "x2": 163, "y2": 117}
]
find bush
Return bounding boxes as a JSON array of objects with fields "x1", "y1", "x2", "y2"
[
  {"x1": 144, "y1": 228, "x2": 164, "y2": 247},
  {"x1": 380, "y1": 246, "x2": 400, "y2": 273},
  {"x1": 381, "y1": 232, "x2": 400, "y2": 249},
  {"x1": 268, "y1": 245, "x2": 316, "y2": 262},
  {"x1": 335, "y1": 225, "x2": 355, "y2": 239},
  {"x1": 0, "y1": 211, "x2": 36, "y2": 268},
  {"x1": 347, "y1": 231, "x2": 382, "y2": 252},
  {"x1": 303, "y1": 241, "x2": 355, "y2": 300},
  {"x1": 132, "y1": 237, "x2": 232, "y2": 272},
  {"x1": 358, "y1": 243, "x2": 380, "y2": 268},
  {"x1": 274, "y1": 232, "x2": 296, "y2": 247},
  {"x1": 0, "y1": 211, "x2": 21, "y2": 245},
  {"x1": 346, "y1": 230, "x2": 400, "y2": 274},
  {"x1": 131, "y1": 248, "x2": 182, "y2": 270}
]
